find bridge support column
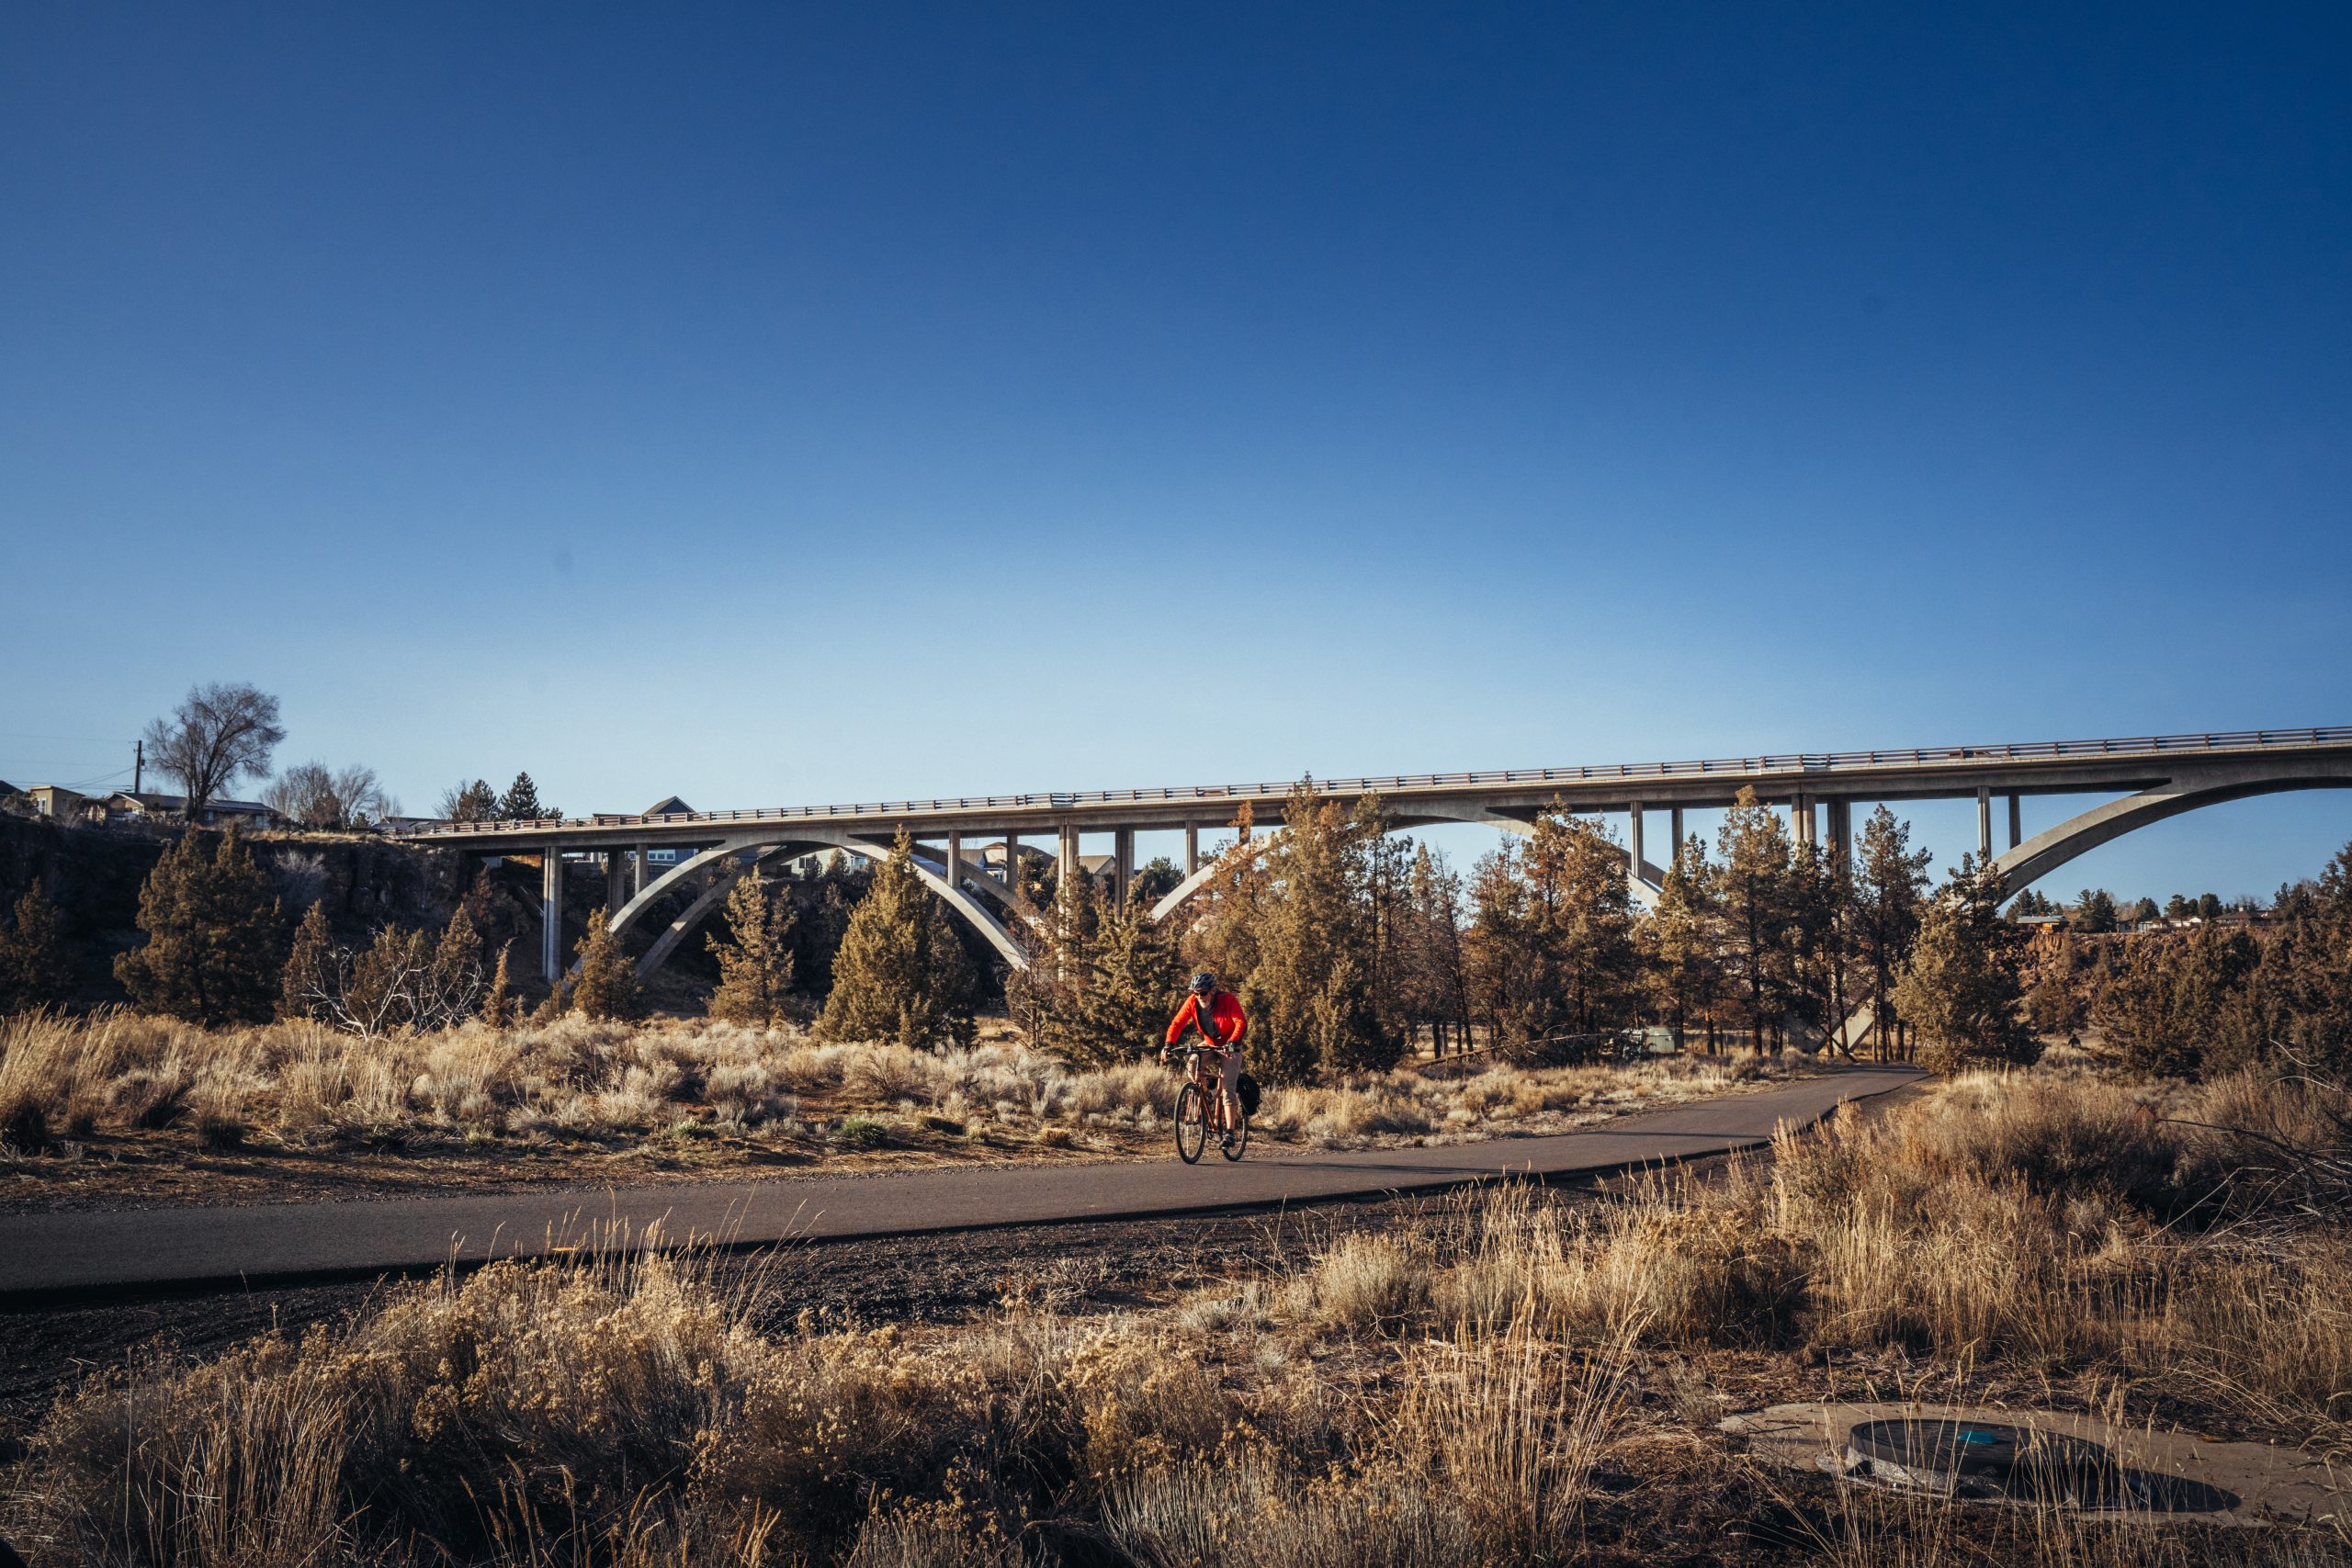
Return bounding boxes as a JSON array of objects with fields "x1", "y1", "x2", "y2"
[
  {"x1": 633, "y1": 843, "x2": 649, "y2": 897},
  {"x1": 1001, "y1": 833, "x2": 1019, "y2": 893},
  {"x1": 1114, "y1": 827, "x2": 1134, "y2": 905},
  {"x1": 605, "y1": 851, "x2": 625, "y2": 912},
  {"x1": 946, "y1": 831, "x2": 963, "y2": 891},
  {"x1": 1670, "y1": 807, "x2": 1684, "y2": 853},
  {"x1": 1184, "y1": 824, "x2": 1200, "y2": 874},
  {"x1": 540, "y1": 852, "x2": 562, "y2": 983},
  {"x1": 1827, "y1": 798, "x2": 1851, "y2": 869},
  {"x1": 1977, "y1": 787, "x2": 1993, "y2": 860},
  {"x1": 1057, "y1": 826, "x2": 1080, "y2": 894},
  {"x1": 1792, "y1": 795, "x2": 1815, "y2": 848},
  {"x1": 2007, "y1": 794, "x2": 2022, "y2": 851},
  {"x1": 1627, "y1": 801, "x2": 1645, "y2": 882}
]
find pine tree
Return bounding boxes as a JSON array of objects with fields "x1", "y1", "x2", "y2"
[
  {"x1": 2073, "y1": 888, "x2": 2119, "y2": 933},
  {"x1": 1854, "y1": 805, "x2": 1931, "y2": 1058},
  {"x1": 1524, "y1": 807, "x2": 1639, "y2": 1036},
  {"x1": 453, "y1": 779, "x2": 500, "y2": 822},
  {"x1": 1400, "y1": 843, "x2": 1473, "y2": 1054},
  {"x1": 1894, "y1": 853, "x2": 2038, "y2": 1072},
  {"x1": 115, "y1": 825, "x2": 286, "y2": 1025},
  {"x1": 1239, "y1": 783, "x2": 1396, "y2": 1080},
  {"x1": 708, "y1": 871, "x2": 796, "y2": 1025},
  {"x1": 481, "y1": 942, "x2": 514, "y2": 1027},
  {"x1": 1645, "y1": 832, "x2": 1724, "y2": 1049},
  {"x1": 0, "y1": 881, "x2": 75, "y2": 1014},
  {"x1": 571, "y1": 907, "x2": 639, "y2": 1021},
  {"x1": 816, "y1": 830, "x2": 976, "y2": 1048},
  {"x1": 279, "y1": 901, "x2": 334, "y2": 1021},
  {"x1": 1715, "y1": 787, "x2": 1795, "y2": 1048},
  {"x1": 498, "y1": 772, "x2": 556, "y2": 822}
]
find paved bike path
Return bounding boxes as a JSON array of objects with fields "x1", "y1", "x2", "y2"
[{"x1": 0, "y1": 1067, "x2": 1920, "y2": 1303}]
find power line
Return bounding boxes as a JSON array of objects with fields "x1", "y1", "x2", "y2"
[{"x1": 0, "y1": 733, "x2": 138, "y2": 744}]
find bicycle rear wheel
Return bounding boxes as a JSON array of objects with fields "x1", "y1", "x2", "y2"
[{"x1": 1174, "y1": 1083, "x2": 1207, "y2": 1164}]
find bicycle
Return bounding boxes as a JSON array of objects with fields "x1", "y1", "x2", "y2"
[{"x1": 1169, "y1": 1043, "x2": 1249, "y2": 1163}]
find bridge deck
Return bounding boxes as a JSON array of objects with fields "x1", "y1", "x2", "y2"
[{"x1": 401, "y1": 725, "x2": 2352, "y2": 847}]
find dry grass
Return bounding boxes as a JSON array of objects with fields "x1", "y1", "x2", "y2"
[
  {"x1": 7, "y1": 1065, "x2": 2346, "y2": 1565},
  {"x1": 0, "y1": 1009, "x2": 1805, "y2": 1194}
]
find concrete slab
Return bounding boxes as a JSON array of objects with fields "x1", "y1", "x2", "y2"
[{"x1": 1724, "y1": 1401, "x2": 2346, "y2": 1529}]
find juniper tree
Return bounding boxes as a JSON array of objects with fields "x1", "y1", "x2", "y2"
[
  {"x1": 2093, "y1": 923, "x2": 2260, "y2": 1077},
  {"x1": 1894, "y1": 852, "x2": 2037, "y2": 1072},
  {"x1": 816, "y1": 830, "x2": 975, "y2": 1049},
  {"x1": 1069, "y1": 893, "x2": 1187, "y2": 1066},
  {"x1": 707, "y1": 871, "x2": 797, "y2": 1025},
  {"x1": 115, "y1": 825, "x2": 286, "y2": 1025},
  {"x1": 571, "y1": 908, "x2": 639, "y2": 1021},
  {"x1": 424, "y1": 905, "x2": 487, "y2": 1023},
  {"x1": 481, "y1": 942, "x2": 515, "y2": 1027},
  {"x1": 280, "y1": 901, "x2": 334, "y2": 1021},
  {"x1": 1007, "y1": 856, "x2": 1102, "y2": 1051},
  {"x1": 1132, "y1": 856, "x2": 1183, "y2": 906},
  {"x1": 0, "y1": 881, "x2": 74, "y2": 1014}
]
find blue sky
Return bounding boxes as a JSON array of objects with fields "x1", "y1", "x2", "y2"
[{"x1": 4, "y1": 5, "x2": 2348, "y2": 902}]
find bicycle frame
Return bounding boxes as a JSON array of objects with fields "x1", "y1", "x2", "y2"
[{"x1": 1180, "y1": 1044, "x2": 1236, "y2": 1130}]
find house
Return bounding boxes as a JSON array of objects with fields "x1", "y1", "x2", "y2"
[
  {"x1": 98, "y1": 791, "x2": 277, "y2": 829},
  {"x1": 639, "y1": 798, "x2": 695, "y2": 866},
  {"x1": 26, "y1": 784, "x2": 94, "y2": 821}
]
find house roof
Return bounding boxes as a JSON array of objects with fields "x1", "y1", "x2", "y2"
[{"x1": 641, "y1": 795, "x2": 695, "y2": 816}]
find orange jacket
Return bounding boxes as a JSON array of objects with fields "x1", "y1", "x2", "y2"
[{"x1": 1166, "y1": 991, "x2": 1247, "y2": 1048}]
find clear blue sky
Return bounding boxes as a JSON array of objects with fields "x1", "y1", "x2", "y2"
[{"x1": 4, "y1": 5, "x2": 2348, "y2": 902}]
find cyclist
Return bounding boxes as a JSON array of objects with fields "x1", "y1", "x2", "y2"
[{"x1": 1162, "y1": 971, "x2": 1248, "y2": 1149}]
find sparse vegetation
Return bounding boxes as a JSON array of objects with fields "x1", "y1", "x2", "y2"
[
  {"x1": 6, "y1": 1065, "x2": 2346, "y2": 1565},
  {"x1": 0, "y1": 1008, "x2": 1806, "y2": 1203}
]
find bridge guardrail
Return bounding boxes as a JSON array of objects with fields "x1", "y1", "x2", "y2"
[{"x1": 395, "y1": 725, "x2": 2352, "y2": 839}]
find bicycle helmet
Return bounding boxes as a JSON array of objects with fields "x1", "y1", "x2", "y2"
[{"x1": 1189, "y1": 971, "x2": 1217, "y2": 995}]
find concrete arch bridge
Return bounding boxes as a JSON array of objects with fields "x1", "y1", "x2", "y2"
[{"x1": 393, "y1": 727, "x2": 2352, "y2": 984}]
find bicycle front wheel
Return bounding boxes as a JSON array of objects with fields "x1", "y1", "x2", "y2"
[
  {"x1": 1221, "y1": 1107, "x2": 1249, "y2": 1161},
  {"x1": 1174, "y1": 1083, "x2": 1208, "y2": 1164}
]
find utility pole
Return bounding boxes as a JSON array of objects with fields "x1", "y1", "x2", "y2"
[{"x1": 132, "y1": 739, "x2": 143, "y2": 794}]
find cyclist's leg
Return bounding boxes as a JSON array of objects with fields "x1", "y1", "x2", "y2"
[{"x1": 1218, "y1": 1048, "x2": 1244, "y2": 1134}]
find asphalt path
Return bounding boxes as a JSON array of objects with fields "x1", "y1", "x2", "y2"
[{"x1": 0, "y1": 1066, "x2": 1920, "y2": 1304}]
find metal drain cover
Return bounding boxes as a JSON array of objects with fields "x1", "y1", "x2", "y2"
[
  {"x1": 1849, "y1": 1418, "x2": 2024, "y2": 1480},
  {"x1": 1842, "y1": 1417, "x2": 2234, "y2": 1512}
]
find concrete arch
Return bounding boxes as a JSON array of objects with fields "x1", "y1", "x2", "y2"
[
  {"x1": 606, "y1": 828, "x2": 1034, "y2": 980},
  {"x1": 1991, "y1": 762, "x2": 2352, "y2": 891},
  {"x1": 634, "y1": 846, "x2": 790, "y2": 977},
  {"x1": 1830, "y1": 759, "x2": 2352, "y2": 1051},
  {"x1": 1148, "y1": 832, "x2": 1283, "y2": 924},
  {"x1": 837, "y1": 840, "x2": 1031, "y2": 971}
]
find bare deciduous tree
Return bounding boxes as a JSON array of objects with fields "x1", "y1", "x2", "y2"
[
  {"x1": 266, "y1": 761, "x2": 397, "y2": 829},
  {"x1": 287, "y1": 908, "x2": 489, "y2": 1039},
  {"x1": 143, "y1": 682, "x2": 286, "y2": 818}
]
